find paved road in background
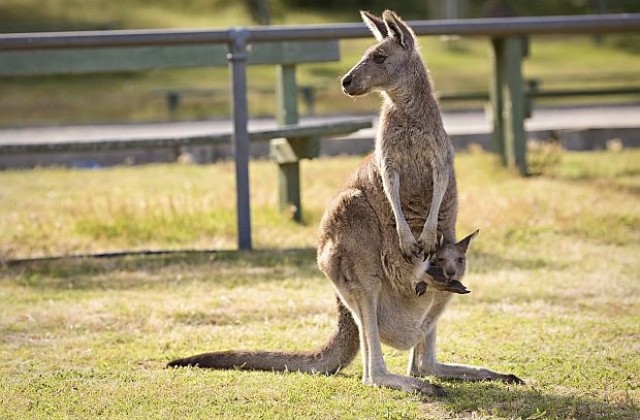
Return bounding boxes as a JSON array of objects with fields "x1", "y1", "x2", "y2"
[{"x1": 1, "y1": 104, "x2": 638, "y2": 145}]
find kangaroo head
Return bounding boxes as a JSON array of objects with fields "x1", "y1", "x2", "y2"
[
  {"x1": 341, "y1": 10, "x2": 419, "y2": 97},
  {"x1": 416, "y1": 230, "x2": 479, "y2": 296},
  {"x1": 429, "y1": 230, "x2": 479, "y2": 282}
]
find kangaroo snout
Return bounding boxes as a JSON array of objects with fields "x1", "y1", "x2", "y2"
[
  {"x1": 341, "y1": 74, "x2": 353, "y2": 89},
  {"x1": 341, "y1": 73, "x2": 361, "y2": 96},
  {"x1": 341, "y1": 73, "x2": 367, "y2": 97}
]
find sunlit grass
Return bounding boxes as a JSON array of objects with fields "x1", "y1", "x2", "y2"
[
  {"x1": 0, "y1": 157, "x2": 349, "y2": 258},
  {"x1": 1, "y1": 150, "x2": 639, "y2": 260},
  {"x1": 1, "y1": 150, "x2": 639, "y2": 418}
]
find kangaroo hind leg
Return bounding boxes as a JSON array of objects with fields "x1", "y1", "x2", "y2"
[
  {"x1": 334, "y1": 258, "x2": 444, "y2": 396},
  {"x1": 409, "y1": 328, "x2": 524, "y2": 384},
  {"x1": 350, "y1": 284, "x2": 445, "y2": 396}
]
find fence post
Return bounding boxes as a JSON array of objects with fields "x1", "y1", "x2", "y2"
[
  {"x1": 228, "y1": 28, "x2": 252, "y2": 250},
  {"x1": 490, "y1": 35, "x2": 529, "y2": 175},
  {"x1": 490, "y1": 37, "x2": 506, "y2": 165},
  {"x1": 275, "y1": 63, "x2": 303, "y2": 222}
]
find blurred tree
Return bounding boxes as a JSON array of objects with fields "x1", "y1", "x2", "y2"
[
  {"x1": 243, "y1": 0, "x2": 271, "y2": 25},
  {"x1": 470, "y1": 0, "x2": 638, "y2": 17},
  {"x1": 278, "y1": 0, "x2": 429, "y2": 19},
  {"x1": 427, "y1": 0, "x2": 470, "y2": 19}
]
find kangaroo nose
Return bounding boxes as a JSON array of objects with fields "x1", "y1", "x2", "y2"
[
  {"x1": 446, "y1": 269, "x2": 456, "y2": 278},
  {"x1": 341, "y1": 74, "x2": 353, "y2": 89}
]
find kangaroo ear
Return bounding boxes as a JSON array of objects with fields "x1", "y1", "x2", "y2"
[
  {"x1": 360, "y1": 11, "x2": 388, "y2": 41},
  {"x1": 382, "y1": 10, "x2": 415, "y2": 50},
  {"x1": 456, "y1": 229, "x2": 479, "y2": 253}
]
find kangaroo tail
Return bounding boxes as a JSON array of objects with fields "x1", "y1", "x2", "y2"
[{"x1": 166, "y1": 297, "x2": 359, "y2": 375}]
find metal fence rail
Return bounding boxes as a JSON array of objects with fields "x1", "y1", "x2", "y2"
[
  {"x1": 2, "y1": 13, "x2": 640, "y2": 250},
  {"x1": 2, "y1": 14, "x2": 640, "y2": 50}
]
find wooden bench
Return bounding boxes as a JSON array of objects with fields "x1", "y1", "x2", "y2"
[
  {"x1": 154, "y1": 85, "x2": 320, "y2": 119},
  {"x1": 0, "y1": 39, "x2": 373, "y2": 222}
]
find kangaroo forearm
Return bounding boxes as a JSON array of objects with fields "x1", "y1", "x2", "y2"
[
  {"x1": 379, "y1": 164, "x2": 409, "y2": 231},
  {"x1": 424, "y1": 165, "x2": 448, "y2": 229},
  {"x1": 436, "y1": 177, "x2": 458, "y2": 242}
]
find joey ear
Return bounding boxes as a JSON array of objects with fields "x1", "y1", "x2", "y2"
[
  {"x1": 456, "y1": 229, "x2": 479, "y2": 253},
  {"x1": 437, "y1": 232, "x2": 444, "y2": 248},
  {"x1": 360, "y1": 11, "x2": 388, "y2": 41},
  {"x1": 382, "y1": 10, "x2": 415, "y2": 50}
]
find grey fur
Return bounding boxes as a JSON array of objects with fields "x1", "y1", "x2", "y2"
[
  {"x1": 342, "y1": 9, "x2": 456, "y2": 263},
  {"x1": 167, "y1": 10, "x2": 523, "y2": 395}
]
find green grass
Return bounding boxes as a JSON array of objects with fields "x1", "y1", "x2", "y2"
[
  {"x1": 1, "y1": 151, "x2": 639, "y2": 418},
  {"x1": 1, "y1": 150, "x2": 638, "y2": 260}
]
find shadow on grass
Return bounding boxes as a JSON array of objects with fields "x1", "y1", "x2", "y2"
[
  {"x1": 438, "y1": 381, "x2": 639, "y2": 419},
  {"x1": 1, "y1": 248, "x2": 320, "y2": 291},
  {"x1": 2, "y1": 247, "x2": 576, "y2": 291}
]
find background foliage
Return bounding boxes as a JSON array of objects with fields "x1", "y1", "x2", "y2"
[{"x1": 1, "y1": 0, "x2": 639, "y2": 128}]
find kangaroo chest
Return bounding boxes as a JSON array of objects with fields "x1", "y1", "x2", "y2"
[{"x1": 376, "y1": 120, "x2": 440, "y2": 214}]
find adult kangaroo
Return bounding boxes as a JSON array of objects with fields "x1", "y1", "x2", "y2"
[
  {"x1": 168, "y1": 10, "x2": 523, "y2": 395},
  {"x1": 342, "y1": 10, "x2": 455, "y2": 263}
]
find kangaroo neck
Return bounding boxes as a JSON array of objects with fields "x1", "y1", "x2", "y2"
[{"x1": 381, "y1": 60, "x2": 442, "y2": 127}]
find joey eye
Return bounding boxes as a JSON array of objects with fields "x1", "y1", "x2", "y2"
[
  {"x1": 371, "y1": 54, "x2": 387, "y2": 64},
  {"x1": 457, "y1": 258, "x2": 465, "y2": 263}
]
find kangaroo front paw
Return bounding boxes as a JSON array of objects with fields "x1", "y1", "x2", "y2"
[
  {"x1": 398, "y1": 229, "x2": 419, "y2": 262},
  {"x1": 417, "y1": 228, "x2": 438, "y2": 258}
]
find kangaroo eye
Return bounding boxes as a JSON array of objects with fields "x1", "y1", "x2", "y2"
[
  {"x1": 457, "y1": 258, "x2": 465, "y2": 263},
  {"x1": 372, "y1": 54, "x2": 387, "y2": 64}
]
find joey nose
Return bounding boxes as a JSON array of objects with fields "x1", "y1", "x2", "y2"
[
  {"x1": 446, "y1": 269, "x2": 456, "y2": 278},
  {"x1": 341, "y1": 74, "x2": 353, "y2": 89}
]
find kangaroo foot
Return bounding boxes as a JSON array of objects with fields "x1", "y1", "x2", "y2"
[
  {"x1": 366, "y1": 373, "x2": 446, "y2": 396},
  {"x1": 415, "y1": 281, "x2": 428, "y2": 296},
  {"x1": 417, "y1": 226, "x2": 439, "y2": 258},
  {"x1": 442, "y1": 279, "x2": 470, "y2": 294},
  {"x1": 495, "y1": 373, "x2": 525, "y2": 385},
  {"x1": 416, "y1": 268, "x2": 470, "y2": 296}
]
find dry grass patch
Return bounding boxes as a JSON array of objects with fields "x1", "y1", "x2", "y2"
[{"x1": 1, "y1": 151, "x2": 639, "y2": 418}]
